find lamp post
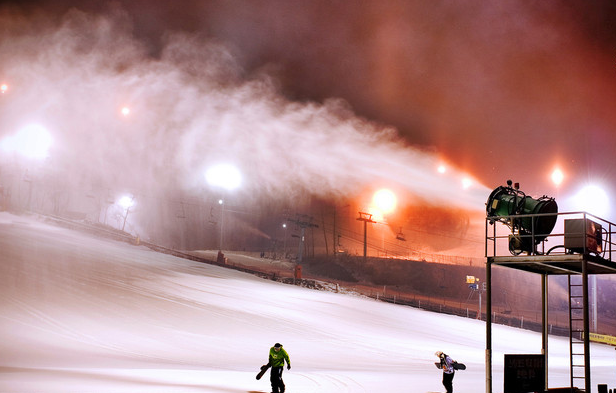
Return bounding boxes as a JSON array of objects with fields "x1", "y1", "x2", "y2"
[
  {"x1": 218, "y1": 199, "x2": 224, "y2": 251},
  {"x1": 119, "y1": 195, "x2": 134, "y2": 232},
  {"x1": 1, "y1": 124, "x2": 53, "y2": 211},
  {"x1": 282, "y1": 223, "x2": 287, "y2": 259},
  {"x1": 205, "y1": 163, "x2": 242, "y2": 251},
  {"x1": 466, "y1": 275, "x2": 483, "y2": 319}
]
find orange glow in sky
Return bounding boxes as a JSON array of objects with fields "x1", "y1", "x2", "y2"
[
  {"x1": 551, "y1": 168, "x2": 564, "y2": 186},
  {"x1": 373, "y1": 188, "x2": 397, "y2": 215}
]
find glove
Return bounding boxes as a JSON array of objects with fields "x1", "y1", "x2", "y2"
[{"x1": 287, "y1": 364, "x2": 291, "y2": 370}]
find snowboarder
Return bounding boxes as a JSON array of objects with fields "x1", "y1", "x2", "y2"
[
  {"x1": 268, "y1": 343, "x2": 290, "y2": 393},
  {"x1": 435, "y1": 351, "x2": 455, "y2": 393}
]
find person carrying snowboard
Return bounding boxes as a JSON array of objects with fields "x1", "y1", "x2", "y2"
[
  {"x1": 435, "y1": 351, "x2": 455, "y2": 393},
  {"x1": 268, "y1": 343, "x2": 290, "y2": 393}
]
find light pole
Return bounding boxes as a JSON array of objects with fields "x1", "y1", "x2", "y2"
[
  {"x1": 119, "y1": 195, "x2": 134, "y2": 232},
  {"x1": 205, "y1": 164, "x2": 242, "y2": 251},
  {"x1": 1, "y1": 124, "x2": 53, "y2": 211},
  {"x1": 218, "y1": 199, "x2": 224, "y2": 251},
  {"x1": 282, "y1": 223, "x2": 287, "y2": 259}
]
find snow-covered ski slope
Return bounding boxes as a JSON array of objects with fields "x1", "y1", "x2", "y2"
[{"x1": 1, "y1": 212, "x2": 614, "y2": 393}]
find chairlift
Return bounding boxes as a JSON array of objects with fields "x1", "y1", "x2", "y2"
[{"x1": 396, "y1": 227, "x2": 406, "y2": 241}]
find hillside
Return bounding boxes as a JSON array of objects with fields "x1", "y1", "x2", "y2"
[
  {"x1": 301, "y1": 254, "x2": 616, "y2": 336},
  {"x1": 2, "y1": 212, "x2": 615, "y2": 392}
]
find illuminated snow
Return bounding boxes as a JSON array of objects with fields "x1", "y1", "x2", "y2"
[{"x1": 0, "y1": 212, "x2": 614, "y2": 393}]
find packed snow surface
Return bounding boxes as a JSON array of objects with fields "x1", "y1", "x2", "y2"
[{"x1": 1, "y1": 212, "x2": 614, "y2": 393}]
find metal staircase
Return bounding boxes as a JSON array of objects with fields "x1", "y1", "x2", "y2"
[{"x1": 568, "y1": 274, "x2": 587, "y2": 392}]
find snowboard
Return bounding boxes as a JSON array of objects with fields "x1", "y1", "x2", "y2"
[
  {"x1": 256, "y1": 364, "x2": 271, "y2": 380},
  {"x1": 454, "y1": 362, "x2": 466, "y2": 370},
  {"x1": 435, "y1": 361, "x2": 466, "y2": 370}
]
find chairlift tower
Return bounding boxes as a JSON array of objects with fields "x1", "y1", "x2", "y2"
[
  {"x1": 288, "y1": 215, "x2": 318, "y2": 264},
  {"x1": 357, "y1": 212, "x2": 376, "y2": 261}
]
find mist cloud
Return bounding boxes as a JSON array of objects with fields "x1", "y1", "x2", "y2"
[{"x1": 0, "y1": 8, "x2": 488, "y2": 216}]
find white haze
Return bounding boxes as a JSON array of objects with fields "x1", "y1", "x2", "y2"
[
  {"x1": 0, "y1": 8, "x2": 489, "y2": 211},
  {"x1": 1, "y1": 212, "x2": 615, "y2": 393}
]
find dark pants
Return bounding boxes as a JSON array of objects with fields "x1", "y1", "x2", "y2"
[
  {"x1": 270, "y1": 366, "x2": 285, "y2": 393},
  {"x1": 442, "y1": 371, "x2": 454, "y2": 393}
]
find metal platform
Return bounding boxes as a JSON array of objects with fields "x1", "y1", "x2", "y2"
[
  {"x1": 485, "y1": 211, "x2": 616, "y2": 393},
  {"x1": 488, "y1": 253, "x2": 616, "y2": 276}
]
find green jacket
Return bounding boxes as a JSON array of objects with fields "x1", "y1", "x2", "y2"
[{"x1": 269, "y1": 346, "x2": 290, "y2": 368}]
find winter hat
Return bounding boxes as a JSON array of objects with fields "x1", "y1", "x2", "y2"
[{"x1": 274, "y1": 343, "x2": 282, "y2": 348}]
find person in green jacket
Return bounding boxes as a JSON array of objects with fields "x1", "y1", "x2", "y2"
[{"x1": 268, "y1": 343, "x2": 290, "y2": 393}]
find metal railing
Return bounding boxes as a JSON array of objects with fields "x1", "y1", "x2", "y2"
[{"x1": 486, "y1": 211, "x2": 615, "y2": 262}]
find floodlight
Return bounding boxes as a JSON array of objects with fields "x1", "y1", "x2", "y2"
[
  {"x1": 486, "y1": 180, "x2": 558, "y2": 255},
  {"x1": 572, "y1": 184, "x2": 609, "y2": 218},
  {"x1": 1, "y1": 124, "x2": 52, "y2": 159},
  {"x1": 118, "y1": 195, "x2": 134, "y2": 210},
  {"x1": 373, "y1": 189, "x2": 396, "y2": 214},
  {"x1": 206, "y1": 164, "x2": 242, "y2": 191}
]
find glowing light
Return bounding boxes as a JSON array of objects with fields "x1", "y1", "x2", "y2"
[
  {"x1": 0, "y1": 124, "x2": 52, "y2": 159},
  {"x1": 121, "y1": 107, "x2": 130, "y2": 116},
  {"x1": 1, "y1": 84, "x2": 7, "y2": 94},
  {"x1": 206, "y1": 164, "x2": 242, "y2": 191},
  {"x1": 118, "y1": 195, "x2": 134, "y2": 209},
  {"x1": 373, "y1": 189, "x2": 397, "y2": 214},
  {"x1": 437, "y1": 165, "x2": 446, "y2": 174},
  {"x1": 572, "y1": 184, "x2": 609, "y2": 217},
  {"x1": 462, "y1": 177, "x2": 473, "y2": 189},
  {"x1": 551, "y1": 168, "x2": 564, "y2": 186},
  {"x1": 367, "y1": 207, "x2": 384, "y2": 222}
]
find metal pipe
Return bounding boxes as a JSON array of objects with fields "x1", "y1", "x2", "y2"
[
  {"x1": 542, "y1": 273, "x2": 549, "y2": 391},
  {"x1": 486, "y1": 258, "x2": 492, "y2": 393}
]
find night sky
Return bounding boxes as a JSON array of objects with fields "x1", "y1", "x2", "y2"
[{"x1": 1, "y1": 0, "x2": 616, "y2": 251}]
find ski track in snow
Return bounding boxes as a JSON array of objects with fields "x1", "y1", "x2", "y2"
[{"x1": 1, "y1": 212, "x2": 615, "y2": 393}]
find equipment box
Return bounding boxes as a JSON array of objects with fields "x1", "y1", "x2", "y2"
[{"x1": 564, "y1": 219, "x2": 602, "y2": 254}]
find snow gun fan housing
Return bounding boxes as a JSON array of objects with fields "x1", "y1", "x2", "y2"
[{"x1": 486, "y1": 180, "x2": 558, "y2": 255}]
